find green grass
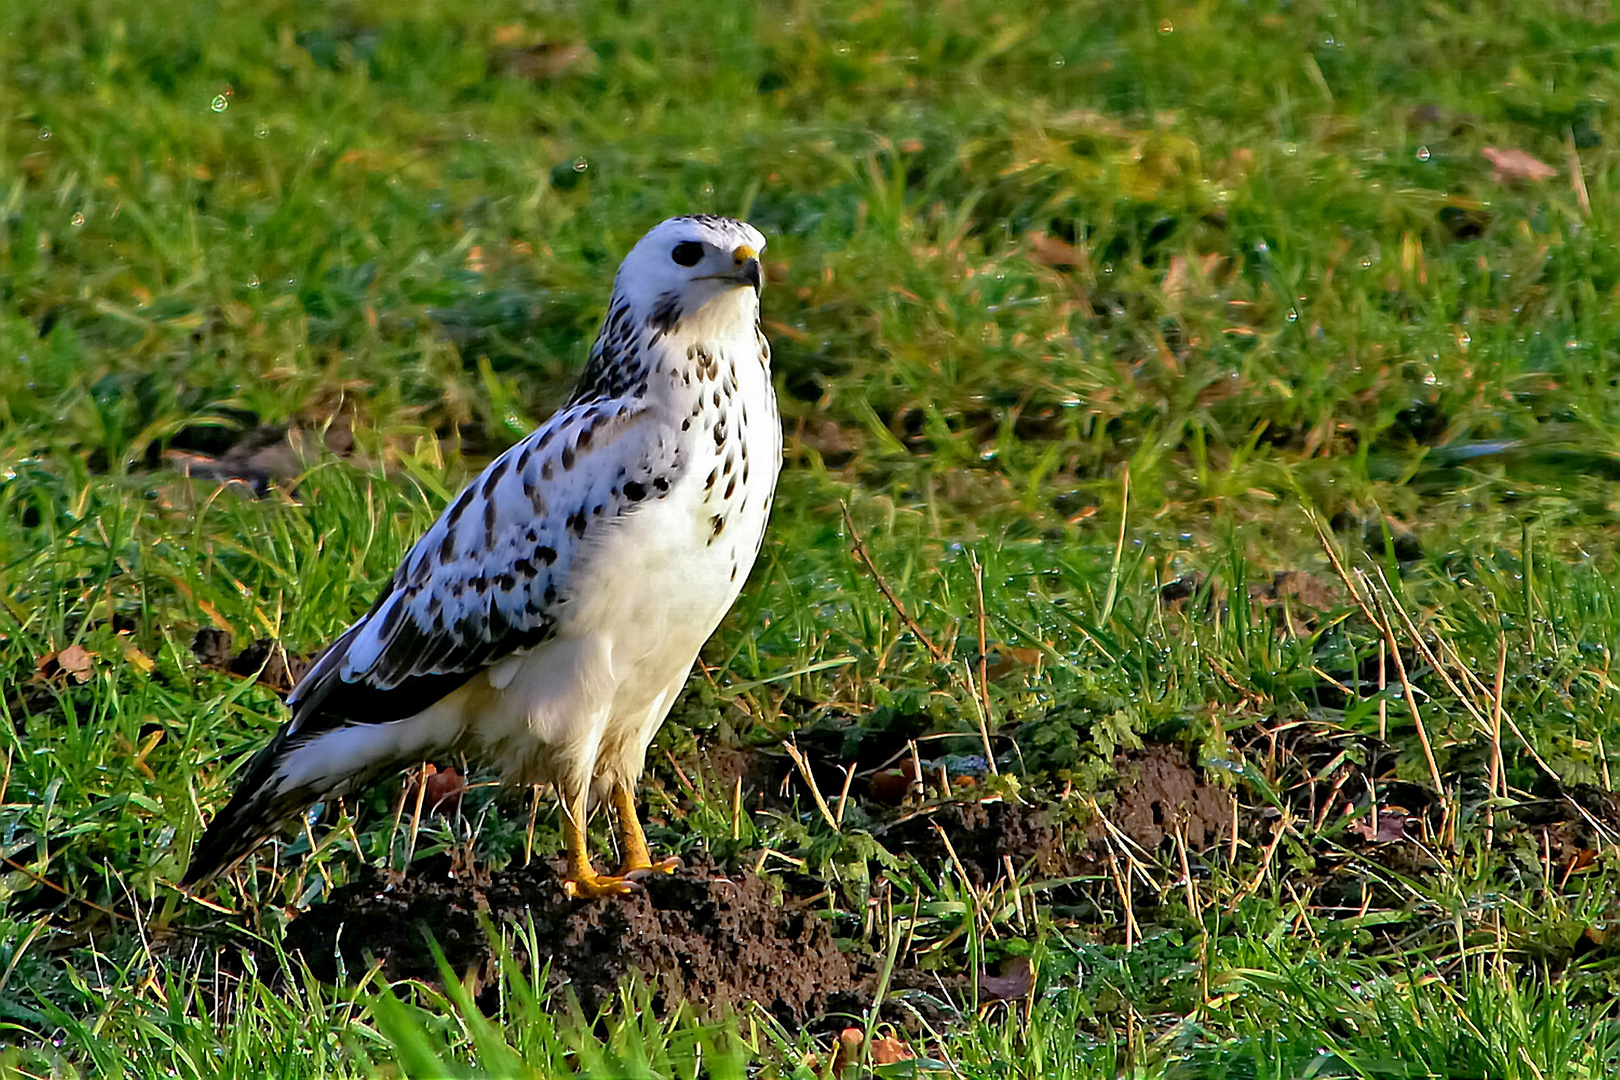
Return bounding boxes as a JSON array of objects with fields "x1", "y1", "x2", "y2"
[{"x1": 6, "y1": 0, "x2": 1620, "y2": 1075}]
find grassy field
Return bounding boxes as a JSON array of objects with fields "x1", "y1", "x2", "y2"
[{"x1": 5, "y1": 0, "x2": 1620, "y2": 1075}]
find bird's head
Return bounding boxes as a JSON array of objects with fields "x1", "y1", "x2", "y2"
[{"x1": 611, "y1": 215, "x2": 767, "y2": 337}]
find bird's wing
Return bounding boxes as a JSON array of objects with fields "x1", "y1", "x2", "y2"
[{"x1": 286, "y1": 395, "x2": 683, "y2": 738}]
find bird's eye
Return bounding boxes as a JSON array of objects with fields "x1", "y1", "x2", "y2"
[{"x1": 670, "y1": 241, "x2": 705, "y2": 267}]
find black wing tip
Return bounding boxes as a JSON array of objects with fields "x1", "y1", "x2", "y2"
[
  {"x1": 180, "y1": 829, "x2": 263, "y2": 887},
  {"x1": 181, "y1": 787, "x2": 287, "y2": 886},
  {"x1": 180, "y1": 731, "x2": 303, "y2": 887}
]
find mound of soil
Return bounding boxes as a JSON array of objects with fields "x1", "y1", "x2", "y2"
[
  {"x1": 878, "y1": 743, "x2": 1232, "y2": 885},
  {"x1": 1108, "y1": 743, "x2": 1233, "y2": 851},
  {"x1": 282, "y1": 854, "x2": 863, "y2": 1025},
  {"x1": 880, "y1": 798, "x2": 1081, "y2": 886}
]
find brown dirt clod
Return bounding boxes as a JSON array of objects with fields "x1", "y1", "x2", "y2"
[
  {"x1": 282, "y1": 853, "x2": 862, "y2": 1026},
  {"x1": 877, "y1": 743, "x2": 1232, "y2": 885},
  {"x1": 1106, "y1": 743, "x2": 1233, "y2": 852},
  {"x1": 880, "y1": 798, "x2": 1080, "y2": 886}
]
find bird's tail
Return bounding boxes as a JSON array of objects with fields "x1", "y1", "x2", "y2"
[
  {"x1": 181, "y1": 728, "x2": 315, "y2": 886},
  {"x1": 182, "y1": 714, "x2": 456, "y2": 886}
]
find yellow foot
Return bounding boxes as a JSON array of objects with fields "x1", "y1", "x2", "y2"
[
  {"x1": 562, "y1": 870, "x2": 639, "y2": 900},
  {"x1": 615, "y1": 855, "x2": 683, "y2": 880}
]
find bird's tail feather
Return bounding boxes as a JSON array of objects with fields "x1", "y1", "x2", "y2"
[
  {"x1": 182, "y1": 714, "x2": 455, "y2": 886},
  {"x1": 182, "y1": 728, "x2": 320, "y2": 886}
]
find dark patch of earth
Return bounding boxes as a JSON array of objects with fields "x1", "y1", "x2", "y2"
[
  {"x1": 281, "y1": 853, "x2": 865, "y2": 1027},
  {"x1": 259, "y1": 743, "x2": 1230, "y2": 1025},
  {"x1": 877, "y1": 743, "x2": 1233, "y2": 886},
  {"x1": 1105, "y1": 743, "x2": 1234, "y2": 852}
]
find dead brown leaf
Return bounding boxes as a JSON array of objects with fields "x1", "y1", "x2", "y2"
[
  {"x1": 868, "y1": 769, "x2": 911, "y2": 804},
  {"x1": 1223, "y1": 146, "x2": 1254, "y2": 179},
  {"x1": 1482, "y1": 146, "x2": 1556, "y2": 183},
  {"x1": 985, "y1": 645, "x2": 1044, "y2": 683},
  {"x1": 120, "y1": 636, "x2": 154, "y2": 674},
  {"x1": 421, "y1": 764, "x2": 467, "y2": 814},
  {"x1": 1349, "y1": 808, "x2": 1408, "y2": 843},
  {"x1": 830, "y1": 1027, "x2": 865, "y2": 1073},
  {"x1": 825, "y1": 1027, "x2": 913, "y2": 1071},
  {"x1": 978, "y1": 955, "x2": 1033, "y2": 1001},
  {"x1": 870, "y1": 1037, "x2": 915, "y2": 1065},
  {"x1": 1565, "y1": 847, "x2": 1598, "y2": 877},
  {"x1": 37, "y1": 644, "x2": 93, "y2": 684},
  {"x1": 1026, "y1": 231, "x2": 1087, "y2": 268}
]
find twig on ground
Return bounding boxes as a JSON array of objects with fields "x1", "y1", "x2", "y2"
[
  {"x1": 1373, "y1": 567, "x2": 1491, "y2": 732},
  {"x1": 1487, "y1": 634, "x2": 1506, "y2": 849},
  {"x1": 969, "y1": 551, "x2": 999, "y2": 774},
  {"x1": 525, "y1": 784, "x2": 543, "y2": 866},
  {"x1": 1367, "y1": 583, "x2": 1447, "y2": 799},
  {"x1": 404, "y1": 760, "x2": 430, "y2": 874},
  {"x1": 1309, "y1": 516, "x2": 1447, "y2": 797},
  {"x1": 4, "y1": 857, "x2": 135, "y2": 923},
  {"x1": 840, "y1": 501, "x2": 947, "y2": 662},
  {"x1": 1232, "y1": 812, "x2": 1292, "y2": 905},
  {"x1": 835, "y1": 763, "x2": 857, "y2": 828},
  {"x1": 783, "y1": 739, "x2": 841, "y2": 832},
  {"x1": 1105, "y1": 850, "x2": 1136, "y2": 951}
]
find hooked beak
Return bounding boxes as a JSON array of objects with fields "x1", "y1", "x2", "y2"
[{"x1": 732, "y1": 244, "x2": 763, "y2": 293}]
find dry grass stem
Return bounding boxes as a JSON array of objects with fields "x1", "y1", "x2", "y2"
[
  {"x1": 1366, "y1": 581, "x2": 1447, "y2": 798},
  {"x1": 782, "y1": 739, "x2": 841, "y2": 832},
  {"x1": 1106, "y1": 851, "x2": 1136, "y2": 951},
  {"x1": 969, "y1": 551, "x2": 999, "y2": 774},
  {"x1": 404, "y1": 760, "x2": 430, "y2": 873},
  {"x1": 840, "y1": 501, "x2": 947, "y2": 663}
]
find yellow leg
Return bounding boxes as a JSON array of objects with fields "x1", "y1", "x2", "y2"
[
  {"x1": 612, "y1": 782, "x2": 681, "y2": 878},
  {"x1": 561, "y1": 786, "x2": 634, "y2": 899}
]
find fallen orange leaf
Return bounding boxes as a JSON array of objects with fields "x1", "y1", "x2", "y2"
[
  {"x1": 1027, "y1": 231, "x2": 1086, "y2": 268},
  {"x1": 870, "y1": 1036, "x2": 915, "y2": 1065},
  {"x1": 1482, "y1": 146, "x2": 1556, "y2": 183}
]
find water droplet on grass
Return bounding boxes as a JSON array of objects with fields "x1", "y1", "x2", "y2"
[
  {"x1": 1287, "y1": 307, "x2": 1298, "y2": 322},
  {"x1": 211, "y1": 94, "x2": 228, "y2": 113},
  {"x1": 1049, "y1": 54, "x2": 1065, "y2": 68},
  {"x1": 38, "y1": 128, "x2": 51, "y2": 140},
  {"x1": 248, "y1": 276, "x2": 260, "y2": 289},
  {"x1": 70, "y1": 212, "x2": 84, "y2": 227},
  {"x1": 1416, "y1": 146, "x2": 1430, "y2": 162},
  {"x1": 1159, "y1": 19, "x2": 1174, "y2": 33},
  {"x1": 573, "y1": 156, "x2": 588, "y2": 172},
  {"x1": 256, "y1": 127, "x2": 269, "y2": 139}
]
